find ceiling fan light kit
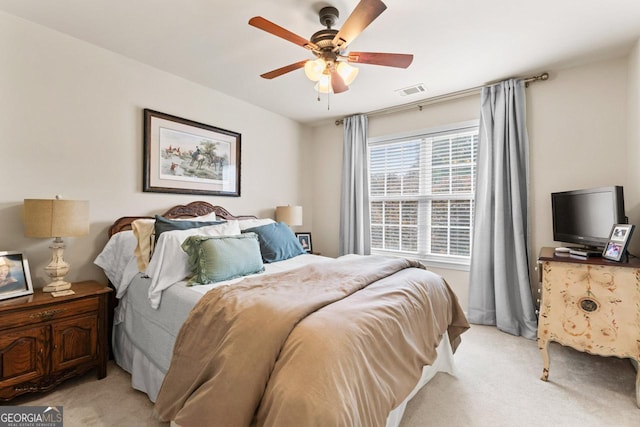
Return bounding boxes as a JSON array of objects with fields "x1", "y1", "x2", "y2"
[{"x1": 249, "y1": 0, "x2": 413, "y2": 102}]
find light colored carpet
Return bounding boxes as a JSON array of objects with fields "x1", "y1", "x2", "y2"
[{"x1": 13, "y1": 325, "x2": 639, "y2": 426}]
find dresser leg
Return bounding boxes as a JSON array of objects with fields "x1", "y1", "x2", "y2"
[{"x1": 538, "y1": 338, "x2": 550, "y2": 381}]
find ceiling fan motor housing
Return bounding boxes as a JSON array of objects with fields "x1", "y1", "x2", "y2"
[
  {"x1": 311, "y1": 7, "x2": 342, "y2": 64},
  {"x1": 319, "y1": 6, "x2": 339, "y2": 28}
]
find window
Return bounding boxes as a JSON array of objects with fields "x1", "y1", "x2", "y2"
[{"x1": 368, "y1": 121, "x2": 479, "y2": 268}]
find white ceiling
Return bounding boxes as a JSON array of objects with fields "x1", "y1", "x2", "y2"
[{"x1": 2, "y1": 0, "x2": 640, "y2": 125}]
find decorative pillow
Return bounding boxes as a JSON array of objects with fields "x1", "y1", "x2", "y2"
[
  {"x1": 131, "y1": 219, "x2": 156, "y2": 272},
  {"x1": 154, "y1": 215, "x2": 223, "y2": 243},
  {"x1": 146, "y1": 220, "x2": 242, "y2": 309},
  {"x1": 182, "y1": 233, "x2": 264, "y2": 285},
  {"x1": 238, "y1": 218, "x2": 275, "y2": 231},
  {"x1": 243, "y1": 222, "x2": 306, "y2": 263}
]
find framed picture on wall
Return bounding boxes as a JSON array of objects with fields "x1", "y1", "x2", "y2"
[
  {"x1": 143, "y1": 109, "x2": 241, "y2": 197},
  {"x1": 295, "y1": 232, "x2": 312, "y2": 253},
  {"x1": 0, "y1": 251, "x2": 34, "y2": 301},
  {"x1": 602, "y1": 224, "x2": 635, "y2": 261}
]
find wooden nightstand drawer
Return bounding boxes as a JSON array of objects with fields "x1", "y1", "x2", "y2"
[{"x1": 0, "y1": 297, "x2": 99, "y2": 330}]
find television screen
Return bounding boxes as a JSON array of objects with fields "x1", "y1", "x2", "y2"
[{"x1": 551, "y1": 186, "x2": 626, "y2": 249}]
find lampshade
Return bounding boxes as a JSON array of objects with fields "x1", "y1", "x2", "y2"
[
  {"x1": 336, "y1": 62, "x2": 359, "y2": 85},
  {"x1": 313, "y1": 62, "x2": 359, "y2": 94},
  {"x1": 24, "y1": 199, "x2": 90, "y2": 238},
  {"x1": 275, "y1": 205, "x2": 303, "y2": 227},
  {"x1": 304, "y1": 58, "x2": 326, "y2": 82},
  {"x1": 315, "y1": 75, "x2": 332, "y2": 94}
]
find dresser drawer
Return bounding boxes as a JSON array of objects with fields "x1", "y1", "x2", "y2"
[{"x1": 0, "y1": 297, "x2": 99, "y2": 330}]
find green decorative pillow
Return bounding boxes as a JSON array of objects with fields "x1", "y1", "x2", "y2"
[
  {"x1": 181, "y1": 233, "x2": 264, "y2": 285},
  {"x1": 154, "y1": 215, "x2": 223, "y2": 243},
  {"x1": 243, "y1": 222, "x2": 306, "y2": 263}
]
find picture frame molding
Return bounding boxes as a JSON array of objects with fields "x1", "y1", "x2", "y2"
[
  {"x1": 0, "y1": 251, "x2": 34, "y2": 301},
  {"x1": 143, "y1": 109, "x2": 241, "y2": 197},
  {"x1": 602, "y1": 224, "x2": 635, "y2": 261}
]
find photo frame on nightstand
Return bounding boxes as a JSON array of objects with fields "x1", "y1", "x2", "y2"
[
  {"x1": 295, "y1": 232, "x2": 312, "y2": 253},
  {"x1": 602, "y1": 224, "x2": 635, "y2": 261},
  {"x1": 0, "y1": 251, "x2": 34, "y2": 301}
]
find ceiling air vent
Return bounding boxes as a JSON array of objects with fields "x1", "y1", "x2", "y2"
[{"x1": 395, "y1": 84, "x2": 426, "y2": 97}]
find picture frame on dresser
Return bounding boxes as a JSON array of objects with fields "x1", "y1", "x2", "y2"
[
  {"x1": 143, "y1": 109, "x2": 241, "y2": 197},
  {"x1": 0, "y1": 251, "x2": 33, "y2": 301},
  {"x1": 602, "y1": 224, "x2": 635, "y2": 261}
]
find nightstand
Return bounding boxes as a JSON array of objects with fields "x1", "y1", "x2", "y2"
[
  {"x1": 0, "y1": 280, "x2": 112, "y2": 401},
  {"x1": 537, "y1": 247, "x2": 640, "y2": 407}
]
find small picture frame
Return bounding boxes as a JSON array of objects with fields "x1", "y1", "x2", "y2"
[
  {"x1": 602, "y1": 224, "x2": 635, "y2": 261},
  {"x1": 295, "y1": 232, "x2": 312, "y2": 253},
  {"x1": 0, "y1": 251, "x2": 34, "y2": 301}
]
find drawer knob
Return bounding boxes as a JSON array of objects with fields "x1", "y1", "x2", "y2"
[{"x1": 579, "y1": 298, "x2": 599, "y2": 313}]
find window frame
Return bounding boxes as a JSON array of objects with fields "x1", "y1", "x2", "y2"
[{"x1": 368, "y1": 120, "x2": 479, "y2": 270}]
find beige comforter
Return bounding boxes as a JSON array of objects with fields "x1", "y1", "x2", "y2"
[{"x1": 154, "y1": 255, "x2": 469, "y2": 427}]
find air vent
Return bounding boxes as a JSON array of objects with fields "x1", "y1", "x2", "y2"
[{"x1": 395, "y1": 84, "x2": 426, "y2": 97}]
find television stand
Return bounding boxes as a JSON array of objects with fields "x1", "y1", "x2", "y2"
[
  {"x1": 568, "y1": 248, "x2": 602, "y2": 258},
  {"x1": 537, "y1": 247, "x2": 640, "y2": 407}
]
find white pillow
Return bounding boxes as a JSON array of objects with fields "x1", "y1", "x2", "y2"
[
  {"x1": 94, "y1": 231, "x2": 138, "y2": 291},
  {"x1": 175, "y1": 212, "x2": 217, "y2": 221},
  {"x1": 146, "y1": 220, "x2": 241, "y2": 308},
  {"x1": 238, "y1": 218, "x2": 275, "y2": 231},
  {"x1": 131, "y1": 213, "x2": 219, "y2": 272}
]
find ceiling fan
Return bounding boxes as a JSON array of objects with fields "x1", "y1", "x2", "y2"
[{"x1": 248, "y1": 0, "x2": 414, "y2": 94}]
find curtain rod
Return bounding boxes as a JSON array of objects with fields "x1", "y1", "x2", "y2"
[{"x1": 335, "y1": 72, "x2": 549, "y2": 126}]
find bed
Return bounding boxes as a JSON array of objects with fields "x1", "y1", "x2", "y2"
[{"x1": 95, "y1": 201, "x2": 469, "y2": 427}]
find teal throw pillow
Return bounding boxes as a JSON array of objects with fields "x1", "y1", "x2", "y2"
[{"x1": 181, "y1": 233, "x2": 264, "y2": 284}]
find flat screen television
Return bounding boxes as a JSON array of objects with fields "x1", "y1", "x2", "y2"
[{"x1": 551, "y1": 186, "x2": 626, "y2": 249}]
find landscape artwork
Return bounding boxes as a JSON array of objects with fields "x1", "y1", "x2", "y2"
[
  {"x1": 158, "y1": 127, "x2": 231, "y2": 183},
  {"x1": 144, "y1": 109, "x2": 241, "y2": 197}
]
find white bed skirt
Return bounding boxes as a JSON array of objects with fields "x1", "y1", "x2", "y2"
[{"x1": 114, "y1": 325, "x2": 456, "y2": 427}]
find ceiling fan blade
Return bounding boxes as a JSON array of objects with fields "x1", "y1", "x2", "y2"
[
  {"x1": 260, "y1": 60, "x2": 308, "y2": 79},
  {"x1": 332, "y1": 0, "x2": 387, "y2": 49},
  {"x1": 249, "y1": 17, "x2": 318, "y2": 50},
  {"x1": 347, "y1": 52, "x2": 414, "y2": 68},
  {"x1": 331, "y1": 69, "x2": 349, "y2": 94}
]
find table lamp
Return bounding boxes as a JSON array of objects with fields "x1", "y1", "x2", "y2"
[
  {"x1": 275, "y1": 205, "x2": 303, "y2": 227},
  {"x1": 23, "y1": 197, "x2": 90, "y2": 292}
]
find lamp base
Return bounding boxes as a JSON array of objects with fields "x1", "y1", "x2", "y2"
[{"x1": 42, "y1": 281, "x2": 72, "y2": 293}]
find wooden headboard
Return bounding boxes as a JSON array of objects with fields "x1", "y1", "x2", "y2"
[{"x1": 108, "y1": 201, "x2": 257, "y2": 237}]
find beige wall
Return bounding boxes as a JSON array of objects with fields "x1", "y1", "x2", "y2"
[
  {"x1": 307, "y1": 54, "x2": 635, "y2": 311},
  {"x1": 626, "y1": 40, "x2": 640, "y2": 255},
  {"x1": 0, "y1": 11, "x2": 307, "y2": 288}
]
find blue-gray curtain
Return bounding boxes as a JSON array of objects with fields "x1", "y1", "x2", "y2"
[
  {"x1": 339, "y1": 114, "x2": 371, "y2": 255},
  {"x1": 468, "y1": 79, "x2": 537, "y2": 339}
]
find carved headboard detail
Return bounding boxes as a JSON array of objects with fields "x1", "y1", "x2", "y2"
[{"x1": 108, "y1": 201, "x2": 257, "y2": 237}]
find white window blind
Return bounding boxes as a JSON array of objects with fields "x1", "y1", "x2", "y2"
[{"x1": 368, "y1": 122, "x2": 478, "y2": 267}]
